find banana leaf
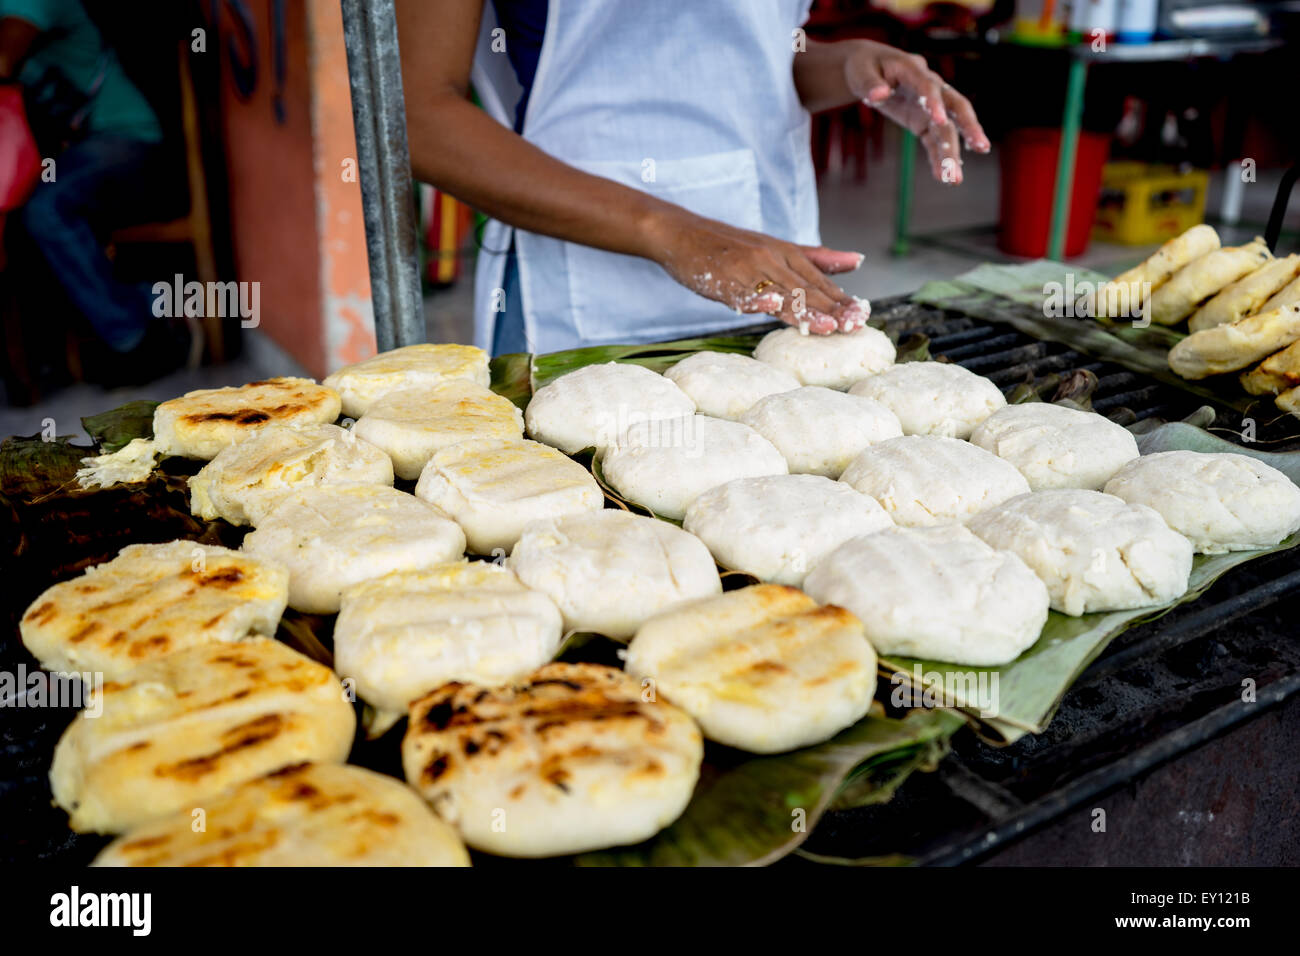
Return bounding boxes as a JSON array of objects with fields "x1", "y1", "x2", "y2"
[
  {"x1": 575, "y1": 708, "x2": 958, "y2": 866},
  {"x1": 529, "y1": 335, "x2": 763, "y2": 391},
  {"x1": 879, "y1": 421, "x2": 1300, "y2": 745},
  {"x1": 81, "y1": 401, "x2": 159, "y2": 453}
]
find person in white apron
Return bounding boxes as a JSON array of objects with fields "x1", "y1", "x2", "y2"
[{"x1": 396, "y1": 1, "x2": 988, "y2": 355}]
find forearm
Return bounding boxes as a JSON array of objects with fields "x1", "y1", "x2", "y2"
[
  {"x1": 407, "y1": 92, "x2": 685, "y2": 261},
  {"x1": 793, "y1": 39, "x2": 866, "y2": 114}
]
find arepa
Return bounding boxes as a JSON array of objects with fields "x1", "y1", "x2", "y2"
[
  {"x1": 1168, "y1": 303, "x2": 1300, "y2": 380},
  {"x1": 402, "y1": 663, "x2": 702, "y2": 857},
  {"x1": 322, "y1": 343, "x2": 490, "y2": 417},
  {"x1": 352, "y1": 380, "x2": 525, "y2": 479},
  {"x1": 241, "y1": 485, "x2": 466, "y2": 613},
  {"x1": 625, "y1": 585, "x2": 877, "y2": 753},
  {"x1": 524, "y1": 361, "x2": 696, "y2": 454},
  {"x1": 93, "y1": 763, "x2": 470, "y2": 866},
  {"x1": 970, "y1": 403, "x2": 1139, "y2": 490},
  {"x1": 752, "y1": 324, "x2": 895, "y2": 389},
  {"x1": 662, "y1": 350, "x2": 799, "y2": 420},
  {"x1": 508, "y1": 509, "x2": 722, "y2": 639},
  {"x1": 740, "y1": 385, "x2": 902, "y2": 478},
  {"x1": 50, "y1": 637, "x2": 355, "y2": 833},
  {"x1": 152, "y1": 377, "x2": 341, "y2": 460},
  {"x1": 20, "y1": 540, "x2": 288, "y2": 680},
  {"x1": 600, "y1": 414, "x2": 788, "y2": 520},
  {"x1": 1148, "y1": 238, "x2": 1272, "y2": 326},
  {"x1": 848, "y1": 361, "x2": 1005, "y2": 438},
  {"x1": 188, "y1": 423, "x2": 394, "y2": 526},
  {"x1": 1187, "y1": 254, "x2": 1300, "y2": 333},
  {"x1": 414, "y1": 437, "x2": 603, "y2": 555},
  {"x1": 333, "y1": 562, "x2": 564, "y2": 736}
]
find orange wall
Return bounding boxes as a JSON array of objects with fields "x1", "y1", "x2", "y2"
[{"x1": 213, "y1": 0, "x2": 374, "y2": 378}]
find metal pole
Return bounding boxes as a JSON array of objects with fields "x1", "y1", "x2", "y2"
[
  {"x1": 1047, "y1": 55, "x2": 1088, "y2": 262},
  {"x1": 892, "y1": 130, "x2": 916, "y2": 258},
  {"x1": 340, "y1": 0, "x2": 424, "y2": 351}
]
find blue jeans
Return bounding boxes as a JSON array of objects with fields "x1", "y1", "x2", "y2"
[
  {"x1": 490, "y1": 252, "x2": 530, "y2": 356},
  {"x1": 22, "y1": 135, "x2": 162, "y2": 352}
]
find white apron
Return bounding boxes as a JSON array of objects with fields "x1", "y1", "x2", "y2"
[{"x1": 470, "y1": 0, "x2": 820, "y2": 354}]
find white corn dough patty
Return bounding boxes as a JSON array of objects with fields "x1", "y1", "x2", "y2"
[
  {"x1": 970, "y1": 403, "x2": 1140, "y2": 490},
  {"x1": 508, "y1": 509, "x2": 722, "y2": 639},
  {"x1": 188, "y1": 423, "x2": 394, "y2": 526},
  {"x1": 352, "y1": 380, "x2": 524, "y2": 479},
  {"x1": 625, "y1": 585, "x2": 877, "y2": 753},
  {"x1": 51, "y1": 637, "x2": 355, "y2": 834},
  {"x1": 323, "y1": 343, "x2": 490, "y2": 417},
  {"x1": 967, "y1": 490, "x2": 1194, "y2": 616},
  {"x1": 740, "y1": 386, "x2": 903, "y2": 477},
  {"x1": 152, "y1": 377, "x2": 342, "y2": 460},
  {"x1": 414, "y1": 437, "x2": 604, "y2": 555},
  {"x1": 241, "y1": 485, "x2": 466, "y2": 613},
  {"x1": 402, "y1": 663, "x2": 702, "y2": 857},
  {"x1": 94, "y1": 763, "x2": 470, "y2": 866},
  {"x1": 847, "y1": 361, "x2": 1006, "y2": 438},
  {"x1": 663, "y1": 350, "x2": 800, "y2": 420},
  {"x1": 838, "y1": 435, "x2": 1030, "y2": 527},
  {"x1": 600, "y1": 415, "x2": 788, "y2": 520},
  {"x1": 524, "y1": 362, "x2": 696, "y2": 454},
  {"x1": 1103, "y1": 450, "x2": 1300, "y2": 553},
  {"x1": 20, "y1": 540, "x2": 288, "y2": 680},
  {"x1": 333, "y1": 562, "x2": 564, "y2": 736},
  {"x1": 803, "y1": 524, "x2": 1050, "y2": 666},
  {"x1": 752, "y1": 325, "x2": 896, "y2": 389},
  {"x1": 683, "y1": 474, "x2": 892, "y2": 585}
]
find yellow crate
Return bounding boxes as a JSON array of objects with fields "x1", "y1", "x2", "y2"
[{"x1": 1092, "y1": 162, "x2": 1209, "y2": 246}]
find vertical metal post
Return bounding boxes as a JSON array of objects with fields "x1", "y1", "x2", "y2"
[{"x1": 340, "y1": 0, "x2": 424, "y2": 351}]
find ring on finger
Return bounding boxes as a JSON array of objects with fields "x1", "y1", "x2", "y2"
[{"x1": 753, "y1": 278, "x2": 775, "y2": 296}]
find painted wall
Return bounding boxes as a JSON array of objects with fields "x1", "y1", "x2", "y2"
[{"x1": 209, "y1": 0, "x2": 375, "y2": 378}]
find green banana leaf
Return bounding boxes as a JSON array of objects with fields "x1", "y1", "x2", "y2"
[
  {"x1": 575, "y1": 708, "x2": 958, "y2": 866},
  {"x1": 880, "y1": 421, "x2": 1300, "y2": 745},
  {"x1": 81, "y1": 400, "x2": 159, "y2": 453}
]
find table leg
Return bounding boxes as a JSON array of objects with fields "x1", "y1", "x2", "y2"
[
  {"x1": 1048, "y1": 56, "x2": 1088, "y2": 262},
  {"x1": 892, "y1": 129, "x2": 917, "y2": 257}
]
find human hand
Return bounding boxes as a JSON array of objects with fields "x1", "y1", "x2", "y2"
[
  {"x1": 845, "y1": 40, "x2": 989, "y2": 184},
  {"x1": 648, "y1": 210, "x2": 869, "y2": 334}
]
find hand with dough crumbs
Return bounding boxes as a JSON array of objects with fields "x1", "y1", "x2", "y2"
[
  {"x1": 646, "y1": 207, "x2": 870, "y2": 335},
  {"x1": 845, "y1": 40, "x2": 990, "y2": 184}
]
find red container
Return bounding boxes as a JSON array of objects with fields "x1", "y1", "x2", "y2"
[{"x1": 998, "y1": 127, "x2": 1111, "y2": 258}]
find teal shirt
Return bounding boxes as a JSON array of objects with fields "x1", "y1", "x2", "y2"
[{"x1": 1, "y1": 0, "x2": 162, "y2": 142}]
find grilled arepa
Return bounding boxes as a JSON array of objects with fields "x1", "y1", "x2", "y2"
[
  {"x1": 1168, "y1": 303, "x2": 1300, "y2": 380},
  {"x1": 152, "y1": 377, "x2": 342, "y2": 460},
  {"x1": 1096, "y1": 223, "x2": 1220, "y2": 319},
  {"x1": 352, "y1": 380, "x2": 525, "y2": 480},
  {"x1": 1259, "y1": 273, "x2": 1300, "y2": 315},
  {"x1": 93, "y1": 763, "x2": 470, "y2": 866},
  {"x1": 242, "y1": 485, "x2": 465, "y2": 613},
  {"x1": 625, "y1": 585, "x2": 877, "y2": 753},
  {"x1": 1188, "y1": 254, "x2": 1300, "y2": 333},
  {"x1": 1240, "y1": 339, "x2": 1300, "y2": 395},
  {"x1": 189, "y1": 423, "x2": 394, "y2": 526},
  {"x1": 333, "y1": 562, "x2": 564, "y2": 736},
  {"x1": 322, "y1": 343, "x2": 491, "y2": 418},
  {"x1": 50, "y1": 637, "x2": 355, "y2": 833},
  {"x1": 508, "y1": 509, "x2": 722, "y2": 639},
  {"x1": 403, "y1": 663, "x2": 702, "y2": 857},
  {"x1": 20, "y1": 541, "x2": 289, "y2": 680},
  {"x1": 414, "y1": 437, "x2": 603, "y2": 555},
  {"x1": 1148, "y1": 238, "x2": 1272, "y2": 326}
]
